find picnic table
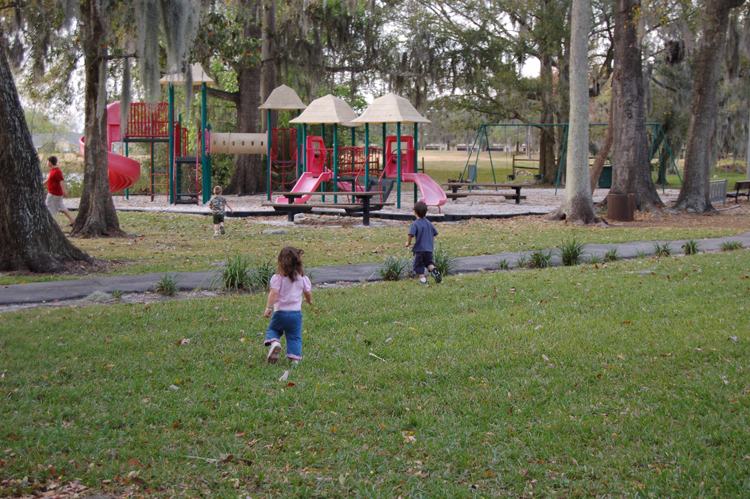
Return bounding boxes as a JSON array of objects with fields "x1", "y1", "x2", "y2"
[
  {"x1": 262, "y1": 191, "x2": 389, "y2": 225},
  {"x1": 442, "y1": 183, "x2": 526, "y2": 204}
]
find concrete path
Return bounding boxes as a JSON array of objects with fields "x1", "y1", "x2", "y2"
[{"x1": 1, "y1": 231, "x2": 748, "y2": 306}]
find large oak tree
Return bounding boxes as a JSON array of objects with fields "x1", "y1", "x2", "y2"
[{"x1": 0, "y1": 24, "x2": 91, "y2": 272}]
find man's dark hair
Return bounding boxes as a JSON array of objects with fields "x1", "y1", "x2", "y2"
[
  {"x1": 414, "y1": 201, "x2": 428, "y2": 218},
  {"x1": 48, "y1": 156, "x2": 58, "y2": 166}
]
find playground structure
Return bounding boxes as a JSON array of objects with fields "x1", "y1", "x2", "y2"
[
  {"x1": 461, "y1": 123, "x2": 682, "y2": 194},
  {"x1": 79, "y1": 68, "x2": 446, "y2": 212}
]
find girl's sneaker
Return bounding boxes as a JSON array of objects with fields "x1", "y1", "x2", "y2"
[
  {"x1": 266, "y1": 341, "x2": 281, "y2": 364},
  {"x1": 220, "y1": 225, "x2": 226, "y2": 235},
  {"x1": 430, "y1": 267, "x2": 442, "y2": 283}
]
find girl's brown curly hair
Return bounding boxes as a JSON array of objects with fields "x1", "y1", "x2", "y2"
[{"x1": 276, "y1": 246, "x2": 305, "y2": 281}]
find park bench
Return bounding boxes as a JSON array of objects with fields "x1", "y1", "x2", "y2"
[
  {"x1": 709, "y1": 179, "x2": 728, "y2": 205},
  {"x1": 262, "y1": 191, "x2": 390, "y2": 225},
  {"x1": 442, "y1": 182, "x2": 526, "y2": 204},
  {"x1": 726, "y1": 180, "x2": 750, "y2": 203}
]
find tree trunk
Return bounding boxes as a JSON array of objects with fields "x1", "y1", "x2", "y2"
[
  {"x1": 0, "y1": 26, "x2": 91, "y2": 272},
  {"x1": 539, "y1": 54, "x2": 557, "y2": 184},
  {"x1": 72, "y1": 0, "x2": 126, "y2": 238},
  {"x1": 224, "y1": 1, "x2": 264, "y2": 195},
  {"x1": 549, "y1": 0, "x2": 600, "y2": 223},
  {"x1": 590, "y1": 120, "x2": 613, "y2": 193},
  {"x1": 224, "y1": 63, "x2": 265, "y2": 194},
  {"x1": 675, "y1": 0, "x2": 746, "y2": 211},
  {"x1": 261, "y1": 0, "x2": 278, "y2": 132},
  {"x1": 610, "y1": 0, "x2": 663, "y2": 211}
]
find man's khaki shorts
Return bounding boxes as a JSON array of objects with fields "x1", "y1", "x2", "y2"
[{"x1": 46, "y1": 194, "x2": 67, "y2": 215}]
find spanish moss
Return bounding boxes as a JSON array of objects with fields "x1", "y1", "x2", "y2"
[{"x1": 136, "y1": 0, "x2": 161, "y2": 103}]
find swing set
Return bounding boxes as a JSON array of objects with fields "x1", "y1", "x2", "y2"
[{"x1": 460, "y1": 123, "x2": 682, "y2": 194}]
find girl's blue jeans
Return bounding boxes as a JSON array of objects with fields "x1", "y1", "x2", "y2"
[{"x1": 264, "y1": 310, "x2": 303, "y2": 360}]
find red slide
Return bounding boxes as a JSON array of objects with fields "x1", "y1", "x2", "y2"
[{"x1": 78, "y1": 102, "x2": 141, "y2": 194}]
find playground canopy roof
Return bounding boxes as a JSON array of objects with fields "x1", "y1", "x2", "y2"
[
  {"x1": 259, "y1": 85, "x2": 307, "y2": 111},
  {"x1": 160, "y1": 64, "x2": 215, "y2": 85},
  {"x1": 289, "y1": 95, "x2": 360, "y2": 127},
  {"x1": 351, "y1": 93, "x2": 430, "y2": 125}
]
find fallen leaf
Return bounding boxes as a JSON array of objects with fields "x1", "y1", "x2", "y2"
[
  {"x1": 131, "y1": 477, "x2": 146, "y2": 485},
  {"x1": 104, "y1": 337, "x2": 112, "y2": 343},
  {"x1": 287, "y1": 382, "x2": 296, "y2": 387},
  {"x1": 217, "y1": 317, "x2": 229, "y2": 322},
  {"x1": 279, "y1": 371, "x2": 290, "y2": 382},
  {"x1": 542, "y1": 354, "x2": 550, "y2": 363}
]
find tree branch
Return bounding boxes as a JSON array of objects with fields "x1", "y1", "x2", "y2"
[{"x1": 206, "y1": 87, "x2": 239, "y2": 105}]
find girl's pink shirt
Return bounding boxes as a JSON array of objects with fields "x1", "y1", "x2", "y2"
[{"x1": 270, "y1": 273, "x2": 312, "y2": 311}]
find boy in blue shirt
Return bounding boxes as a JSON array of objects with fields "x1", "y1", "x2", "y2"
[{"x1": 405, "y1": 201, "x2": 442, "y2": 285}]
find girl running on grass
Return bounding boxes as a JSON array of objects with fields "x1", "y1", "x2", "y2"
[{"x1": 263, "y1": 246, "x2": 313, "y2": 364}]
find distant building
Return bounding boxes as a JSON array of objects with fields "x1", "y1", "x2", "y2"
[{"x1": 31, "y1": 133, "x2": 84, "y2": 153}]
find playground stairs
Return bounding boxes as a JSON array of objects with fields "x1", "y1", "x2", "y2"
[{"x1": 174, "y1": 156, "x2": 201, "y2": 204}]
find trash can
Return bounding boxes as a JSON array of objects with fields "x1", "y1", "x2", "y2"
[
  {"x1": 607, "y1": 193, "x2": 635, "y2": 221},
  {"x1": 598, "y1": 164, "x2": 612, "y2": 188}
]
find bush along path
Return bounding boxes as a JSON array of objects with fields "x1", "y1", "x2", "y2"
[{"x1": 0, "y1": 231, "x2": 748, "y2": 306}]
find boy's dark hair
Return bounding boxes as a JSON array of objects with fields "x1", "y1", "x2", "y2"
[
  {"x1": 213, "y1": 185, "x2": 222, "y2": 195},
  {"x1": 48, "y1": 156, "x2": 58, "y2": 166},
  {"x1": 277, "y1": 246, "x2": 305, "y2": 281},
  {"x1": 413, "y1": 201, "x2": 428, "y2": 218}
]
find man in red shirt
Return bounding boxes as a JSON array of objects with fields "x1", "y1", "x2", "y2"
[{"x1": 44, "y1": 156, "x2": 75, "y2": 226}]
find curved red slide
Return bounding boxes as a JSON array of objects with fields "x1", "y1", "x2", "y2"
[
  {"x1": 78, "y1": 137, "x2": 141, "y2": 194},
  {"x1": 78, "y1": 101, "x2": 141, "y2": 194}
]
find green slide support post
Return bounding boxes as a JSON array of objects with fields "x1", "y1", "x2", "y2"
[
  {"x1": 168, "y1": 83, "x2": 175, "y2": 204},
  {"x1": 364, "y1": 123, "x2": 370, "y2": 190},
  {"x1": 333, "y1": 123, "x2": 338, "y2": 204},
  {"x1": 397, "y1": 122, "x2": 402, "y2": 209},
  {"x1": 266, "y1": 109, "x2": 272, "y2": 201},
  {"x1": 413, "y1": 123, "x2": 418, "y2": 200},
  {"x1": 201, "y1": 82, "x2": 210, "y2": 204}
]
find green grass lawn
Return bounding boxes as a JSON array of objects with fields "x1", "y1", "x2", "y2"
[
  {"x1": 1, "y1": 211, "x2": 746, "y2": 286},
  {"x1": 2, "y1": 250, "x2": 749, "y2": 497}
]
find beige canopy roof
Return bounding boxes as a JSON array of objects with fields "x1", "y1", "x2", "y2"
[
  {"x1": 351, "y1": 93, "x2": 430, "y2": 124},
  {"x1": 259, "y1": 85, "x2": 307, "y2": 111},
  {"x1": 160, "y1": 64, "x2": 215, "y2": 85},
  {"x1": 289, "y1": 95, "x2": 360, "y2": 127}
]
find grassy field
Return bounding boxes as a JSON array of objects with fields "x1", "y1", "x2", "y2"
[
  {"x1": 1, "y1": 211, "x2": 746, "y2": 286},
  {"x1": 2, "y1": 249, "x2": 749, "y2": 497}
]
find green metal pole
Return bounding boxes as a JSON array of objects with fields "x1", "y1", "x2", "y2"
[
  {"x1": 365, "y1": 123, "x2": 370, "y2": 190},
  {"x1": 333, "y1": 123, "x2": 338, "y2": 204},
  {"x1": 413, "y1": 123, "x2": 418, "y2": 200},
  {"x1": 205, "y1": 123, "x2": 212, "y2": 202},
  {"x1": 351, "y1": 126, "x2": 356, "y2": 147},
  {"x1": 321, "y1": 124, "x2": 325, "y2": 143},
  {"x1": 382, "y1": 123, "x2": 387, "y2": 175},
  {"x1": 660, "y1": 124, "x2": 682, "y2": 184},
  {"x1": 397, "y1": 122, "x2": 402, "y2": 209},
  {"x1": 177, "y1": 113, "x2": 183, "y2": 201},
  {"x1": 125, "y1": 142, "x2": 129, "y2": 200},
  {"x1": 472, "y1": 126, "x2": 485, "y2": 190},
  {"x1": 302, "y1": 124, "x2": 307, "y2": 173},
  {"x1": 296, "y1": 110, "x2": 302, "y2": 178},
  {"x1": 460, "y1": 128, "x2": 481, "y2": 182},
  {"x1": 150, "y1": 141, "x2": 155, "y2": 201},
  {"x1": 201, "y1": 82, "x2": 210, "y2": 204},
  {"x1": 168, "y1": 83, "x2": 175, "y2": 204},
  {"x1": 486, "y1": 127, "x2": 498, "y2": 188},
  {"x1": 554, "y1": 124, "x2": 568, "y2": 195},
  {"x1": 267, "y1": 109, "x2": 272, "y2": 201}
]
